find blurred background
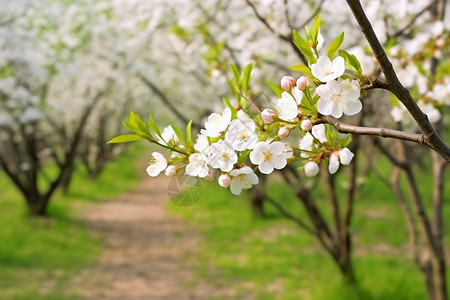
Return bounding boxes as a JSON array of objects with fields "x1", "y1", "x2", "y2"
[{"x1": 0, "y1": 0, "x2": 449, "y2": 299}]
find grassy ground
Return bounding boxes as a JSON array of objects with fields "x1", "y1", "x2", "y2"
[
  {"x1": 0, "y1": 144, "x2": 146, "y2": 300},
  {"x1": 169, "y1": 156, "x2": 450, "y2": 300}
]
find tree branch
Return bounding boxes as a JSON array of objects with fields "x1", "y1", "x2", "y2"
[
  {"x1": 345, "y1": 0, "x2": 450, "y2": 162},
  {"x1": 264, "y1": 195, "x2": 316, "y2": 235},
  {"x1": 319, "y1": 115, "x2": 425, "y2": 144}
]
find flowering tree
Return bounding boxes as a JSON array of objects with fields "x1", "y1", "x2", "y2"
[{"x1": 110, "y1": 1, "x2": 449, "y2": 298}]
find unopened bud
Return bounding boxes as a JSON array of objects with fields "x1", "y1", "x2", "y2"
[
  {"x1": 281, "y1": 76, "x2": 296, "y2": 91},
  {"x1": 304, "y1": 161, "x2": 320, "y2": 177},
  {"x1": 218, "y1": 174, "x2": 230, "y2": 188},
  {"x1": 165, "y1": 165, "x2": 177, "y2": 177},
  {"x1": 261, "y1": 109, "x2": 277, "y2": 124},
  {"x1": 234, "y1": 104, "x2": 241, "y2": 111},
  {"x1": 297, "y1": 76, "x2": 309, "y2": 90},
  {"x1": 278, "y1": 127, "x2": 290, "y2": 139},
  {"x1": 301, "y1": 119, "x2": 313, "y2": 132}
]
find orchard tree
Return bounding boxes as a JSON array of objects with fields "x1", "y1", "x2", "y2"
[{"x1": 110, "y1": 2, "x2": 449, "y2": 299}]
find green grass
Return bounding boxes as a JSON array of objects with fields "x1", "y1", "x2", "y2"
[
  {"x1": 168, "y1": 156, "x2": 450, "y2": 299},
  {"x1": 0, "y1": 143, "x2": 147, "y2": 300}
]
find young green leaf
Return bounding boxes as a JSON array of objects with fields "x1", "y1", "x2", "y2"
[
  {"x1": 107, "y1": 135, "x2": 145, "y2": 144},
  {"x1": 186, "y1": 119, "x2": 193, "y2": 148},
  {"x1": 338, "y1": 49, "x2": 362, "y2": 74},
  {"x1": 171, "y1": 124, "x2": 187, "y2": 148},
  {"x1": 122, "y1": 120, "x2": 138, "y2": 133},
  {"x1": 229, "y1": 64, "x2": 240, "y2": 82},
  {"x1": 327, "y1": 32, "x2": 344, "y2": 59},
  {"x1": 293, "y1": 29, "x2": 316, "y2": 64},
  {"x1": 241, "y1": 63, "x2": 253, "y2": 92},
  {"x1": 129, "y1": 111, "x2": 152, "y2": 138},
  {"x1": 311, "y1": 16, "x2": 321, "y2": 44},
  {"x1": 289, "y1": 64, "x2": 313, "y2": 76},
  {"x1": 148, "y1": 112, "x2": 162, "y2": 138},
  {"x1": 222, "y1": 97, "x2": 238, "y2": 119},
  {"x1": 266, "y1": 80, "x2": 283, "y2": 98},
  {"x1": 227, "y1": 78, "x2": 240, "y2": 100}
]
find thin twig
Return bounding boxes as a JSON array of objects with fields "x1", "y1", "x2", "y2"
[{"x1": 319, "y1": 115, "x2": 425, "y2": 145}]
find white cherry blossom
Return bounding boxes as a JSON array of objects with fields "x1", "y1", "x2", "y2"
[
  {"x1": 225, "y1": 119, "x2": 258, "y2": 151},
  {"x1": 159, "y1": 126, "x2": 179, "y2": 145},
  {"x1": 299, "y1": 124, "x2": 328, "y2": 158},
  {"x1": 275, "y1": 89, "x2": 303, "y2": 120},
  {"x1": 229, "y1": 166, "x2": 259, "y2": 195},
  {"x1": 194, "y1": 133, "x2": 210, "y2": 153},
  {"x1": 208, "y1": 140, "x2": 238, "y2": 172},
  {"x1": 146, "y1": 152, "x2": 167, "y2": 177},
  {"x1": 311, "y1": 56, "x2": 345, "y2": 82},
  {"x1": 250, "y1": 141, "x2": 287, "y2": 174},
  {"x1": 201, "y1": 107, "x2": 232, "y2": 137},
  {"x1": 185, "y1": 153, "x2": 209, "y2": 178},
  {"x1": 316, "y1": 79, "x2": 362, "y2": 118}
]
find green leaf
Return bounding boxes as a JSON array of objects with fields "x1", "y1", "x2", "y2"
[
  {"x1": 222, "y1": 97, "x2": 238, "y2": 119},
  {"x1": 227, "y1": 78, "x2": 240, "y2": 100},
  {"x1": 304, "y1": 25, "x2": 312, "y2": 42},
  {"x1": 129, "y1": 111, "x2": 152, "y2": 138},
  {"x1": 338, "y1": 49, "x2": 362, "y2": 74},
  {"x1": 171, "y1": 124, "x2": 187, "y2": 148},
  {"x1": 293, "y1": 29, "x2": 316, "y2": 64},
  {"x1": 148, "y1": 112, "x2": 162, "y2": 138},
  {"x1": 327, "y1": 32, "x2": 344, "y2": 59},
  {"x1": 229, "y1": 64, "x2": 240, "y2": 82},
  {"x1": 289, "y1": 64, "x2": 313, "y2": 76},
  {"x1": 107, "y1": 135, "x2": 145, "y2": 144},
  {"x1": 241, "y1": 63, "x2": 253, "y2": 92},
  {"x1": 186, "y1": 119, "x2": 193, "y2": 148},
  {"x1": 122, "y1": 120, "x2": 138, "y2": 133},
  {"x1": 311, "y1": 16, "x2": 321, "y2": 43},
  {"x1": 266, "y1": 80, "x2": 283, "y2": 98}
]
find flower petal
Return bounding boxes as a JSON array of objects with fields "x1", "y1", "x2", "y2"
[
  {"x1": 270, "y1": 154, "x2": 287, "y2": 170},
  {"x1": 317, "y1": 97, "x2": 333, "y2": 116},
  {"x1": 343, "y1": 98, "x2": 362, "y2": 116},
  {"x1": 259, "y1": 161, "x2": 274, "y2": 174},
  {"x1": 330, "y1": 102, "x2": 343, "y2": 118},
  {"x1": 250, "y1": 149, "x2": 264, "y2": 165},
  {"x1": 268, "y1": 141, "x2": 285, "y2": 155},
  {"x1": 328, "y1": 154, "x2": 340, "y2": 174},
  {"x1": 230, "y1": 179, "x2": 243, "y2": 195}
]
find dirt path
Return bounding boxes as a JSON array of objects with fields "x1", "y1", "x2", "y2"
[{"x1": 73, "y1": 176, "x2": 215, "y2": 300}]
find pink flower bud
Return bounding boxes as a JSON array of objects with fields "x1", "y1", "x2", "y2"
[
  {"x1": 234, "y1": 104, "x2": 241, "y2": 111},
  {"x1": 297, "y1": 76, "x2": 309, "y2": 90},
  {"x1": 280, "y1": 76, "x2": 296, "y2": 91},
  {"x1": 278, "y1": 127, "x2": 290, "y2": 139},
  {"x1": 218, "y1": 174, "x2": 231, "y2": 188},
  {"x1": 164, "y1": 165, "x2": 177, "y2": 176},
  {"x1": 301, "y1": 119, "x2": 313, "y2": 131},
  {"x1": 261, "y1": 109, "x2": 277, "y2": 124}
]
